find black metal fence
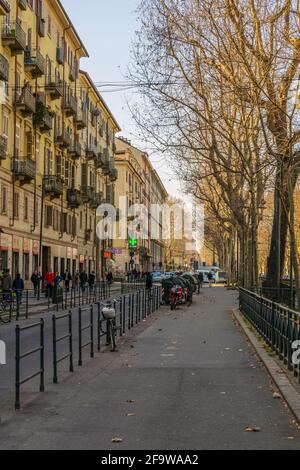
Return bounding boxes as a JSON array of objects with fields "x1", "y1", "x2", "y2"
[
  {"x1": 15, "y1": 285, "x2": 162, "y2": 409},
  {"x1": 239, "y1": 288, "x2": 300, "y2": 382},
  {"x1": 0, "y1": 282, "x2": 114, "y2": 324}
]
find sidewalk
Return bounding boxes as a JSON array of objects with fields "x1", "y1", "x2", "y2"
[{"x1": 1, "y1": 287, "x2": 300, "y2": 450}]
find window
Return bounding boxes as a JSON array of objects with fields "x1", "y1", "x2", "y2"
[
  {"x1": 24, "y1": 195, "x2": 29, "y2": 221},
  {"x1": 80, "y1": 211, "x2": 83, "y2": 230},
  {"x1": 1, "y1": 186, "x2": 7, "y2": 214},
  {"x1": 13, "y1": 192, "x2": 19, "y2": 219},
  {"x1": 47, "y1": 15, "x2": 52, "y2": 37},
  {"x1": 23, "y1": 254, "x2": 29, "y2": 281},
  {"x1": 2, "y1": 112, "x2": 8, "y2": 138},
  {"x1": 45, "y1": 206, "x2": 53, "y2": 227}
]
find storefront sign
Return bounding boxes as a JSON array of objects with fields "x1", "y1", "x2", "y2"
[
  {"x1": 23, "y1": 239, "x2": 31, "y2": 254},
  {"x1": 32, "y1": 241, "x2": 39, "y2": 255},
  {"x1": 0, "y1": 234, "x2": 12, "y2": 251},
  {"x1": 12, "y1": 236, "x2": 21, "y2": 252}
]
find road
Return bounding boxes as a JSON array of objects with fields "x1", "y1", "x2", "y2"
[{"x1": 0, "y1": 287, "x2": 300, "y2": 450}]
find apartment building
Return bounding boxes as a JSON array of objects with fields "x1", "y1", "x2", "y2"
[
  {"x1": 0, "y1": 0, "x2": 120, "y2": 284},
  {"x1": 113, "y1": 137, "x2": 167, "y2": 274}
]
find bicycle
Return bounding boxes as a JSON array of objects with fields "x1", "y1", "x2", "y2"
[
  {"x1": 0, "y1": 291, "x2": 16, "y2": 324},
  {"x1": 100, "y1": 298, "x2": 122, "y2": 352}
]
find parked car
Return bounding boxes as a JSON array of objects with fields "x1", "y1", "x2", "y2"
[{"x1": 152, "y1": 272, "x2": 164, "y2": 283}]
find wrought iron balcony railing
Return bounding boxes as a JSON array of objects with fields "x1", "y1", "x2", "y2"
[
  {"x1": 14, "y1": 88, "x2": 36, "y2": 115},
  {"x1": 24, "y1": 48, "x2": 45, "y2": 78},
  {"x1": 81, "y1": 186, "x2": 94, "y2": 204},
  {"x1": 68, "y1": 141, "x2": 82, "y2": 160},
  {"x1": 12, "y1": 157, "x2": 35, "y2": 182},
  {"x1": 67, "y1": 189, "x2": 83, "y2": 209},
  {"x1": 86, "y1": 143, "x2": 98, "y2": 160},
  {"x1": 54, "y1": 129, "x2": 72, "y2": 148},
  {"x1": 2, "y1": 22, "x2": 26, "y2": 53},
  {"x1": 109, "y1": 168, "x2": 118, "y2": 182},
  {"x1": 64, "y1": 94, "x2": 77, "y2": 117},
  {"x1": 75, "y1": 108, "x2": 87, "y2": 130},
  {"x1": 0, "y1": 0, "x2": 11, "y2": 16},
  {"x1": 44, "y1": 176, "x2": 63, "y2": 199},
  {"x1": 45, "y1": 79, "x2": 63, "y2": 100},
  {"x1": 90, "y1": 192, "x2": 103, "y2": 209}
]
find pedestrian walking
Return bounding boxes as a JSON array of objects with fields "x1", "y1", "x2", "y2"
[
  {"x1": 64, "y1": 270, "x2": 72, "y2": 292},
  {"x1": 73, "y1": 271, "x2": 80, "y2": 291},
  {"x1": 12, "y1": 273, "x2": 24, "y2": 304},
  {"x1": 31, "y1": 271, "x2": 41, "y2": 297},
  {"x1": 207, "y1": 271, "x2": 214, "y2": 288},
  {"x1": 88, "y1": 271, "x2": 96, "y2": 291},
  {"x1": 197, "y1": 272, "x2": 204, "y2": 294},
  {"x1": 145, "y1": 272, "x2": 153, "y2": 295},
  {"x1": 106, "y1": 271, "x2": 113, "y2": 286},
  {"x1": 80, "y1": 271, "x2": 88, "y2": 292},
  {"x1": 45, "y1": 271, "x2": 55, "y2": 298}
]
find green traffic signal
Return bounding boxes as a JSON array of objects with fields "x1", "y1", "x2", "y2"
[{"x1": 129, "y1": 238, "x2": 138, "y2": 247}]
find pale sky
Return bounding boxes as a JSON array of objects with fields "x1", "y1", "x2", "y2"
[{"x1": 61, "y1": 0, "x2": 181, "y2": 198}]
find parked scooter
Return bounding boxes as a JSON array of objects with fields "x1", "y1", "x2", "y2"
[{"x1": 170, "y1": 285, "x2": 185, "y2": 310}]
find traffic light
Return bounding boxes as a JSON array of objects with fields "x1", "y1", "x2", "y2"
[{"x1": 128, "y1": 238, "x2": 138, "y2": 248}]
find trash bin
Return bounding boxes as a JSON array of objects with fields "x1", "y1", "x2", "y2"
[{"x1": 52, "y1": 286, "x2": 63, "y2": 304}]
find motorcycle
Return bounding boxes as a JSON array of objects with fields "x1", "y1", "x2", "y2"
[{"x1": 170, "y1": 285, "x2": 185, "y2": 310}]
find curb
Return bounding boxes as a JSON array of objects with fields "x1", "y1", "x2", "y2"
[{"x1": 232, "y1": 308, "x2": 300, "y2": 425}]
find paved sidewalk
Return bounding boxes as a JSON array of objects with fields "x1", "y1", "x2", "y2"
[{"x1": 1, "y1": 287, "x2": 300, "y2": 450}]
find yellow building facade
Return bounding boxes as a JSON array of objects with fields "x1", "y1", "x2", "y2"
[
  {"x1": 0, "y1": 0, "x2": 120, "y2": 284},
  {"x1": 113, "y1": 137, "x2": 168, "y2": 274}
]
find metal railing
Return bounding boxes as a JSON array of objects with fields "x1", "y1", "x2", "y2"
[
  {"x1": 52, "y1": 311, "x2": 73, "y2": 384},
  {"x1": 78, "y1": 306, "x2": 94, "y2": 366},
  {"x1": 15, "y1": 319, "x2": 44, "y2": 410},
  {"x1": 239, "y1": 288, "x2": 300, "y2": 382}
]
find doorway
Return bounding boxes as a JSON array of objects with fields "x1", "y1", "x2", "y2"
[
  {"x1": 42, "y1": 246, "x2": 51, "y2": 277},
  {"x1": 12, "y1": 252, "x2": 19, "y2": 279}
]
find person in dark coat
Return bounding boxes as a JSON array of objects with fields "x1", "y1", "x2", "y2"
[
  {"x1": 88, "y1": 271, "x2": 96, "y2": 291},
  {"x1": 145, "y1": 272, "x2": 153, "y2": 292},
  {"x1": 80, "y1": 271, "x2": 88, "y2": 292},
  {"x1": 12, "y1": 273, "x2": 24, "y2": 304},
  {"x1": 64, "y1": 270, "x2": 72, "y2": 292}
]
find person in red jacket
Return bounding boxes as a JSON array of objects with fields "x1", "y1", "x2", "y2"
[{"x1": 45, "y1": 271, "x2": 55, "y2": 298}]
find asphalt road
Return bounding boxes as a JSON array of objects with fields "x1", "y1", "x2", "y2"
[{"x1": 0, "y1": 287, "x2": 300, "y2": 450}]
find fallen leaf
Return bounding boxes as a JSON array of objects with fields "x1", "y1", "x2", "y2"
[
  {"x1": 126, "y1": 400, "x2": 135, "y2": 404},
  {"x1": 245, "y1": 427, "x2": 261, "y2": 433},
  {"x1": 273, "y1": 392, "x2": 282, "y2": 400},
  {"x1": 288, "y1": 437, "x2": 295, "y2": 440},
  {"x1": 126, "y1": 413, "x2": 135, "y2": 417},
  {"x1": 111, "y1": 437, "x2": 123, "y2": 444}
]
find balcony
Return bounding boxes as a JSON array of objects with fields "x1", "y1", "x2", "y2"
[
  {"x1": 109, "y1": 168, "x2": 118, "y2": 182},
  {"x1": 12, "y1": 157, "x2": 35, "y2": 183},
  {"x1": 0, "y1": 135, "x2": 7, "y2": 160},
  {"x1": 45, "y1": 79, "x2": 63, "y2": 100},
  {"x1": 55, "y1": 129, "x2": 72, "y2": 148},
  {"x1": 2, "y1": 22, "x2": 26, "y2": 53},
  {"x1": 39, "y1": 110, "x2": 53, "y2": 133},
  {"x1": 95, "y1": 153, "x2": 105, "y2": 169},
  {"x1": 44, "y1": 176, "x2": 63, "y2": 199},
  {"x1": 56, "y1": 47, "x2": 64, "y2": 65},
  {"x1": 86, "y1": 144, "x2": 98, "y2": 161},
  {"x1": 85, "y1": 229, "x2": 92, "y2": 242},
  {"x1": 69, "y1": 65, "x2": 77, "y2": 82},
  {"x1": 81, "y1": 186, "x2": 94, "y2": 204},
  {"x1": 67, "y1": 189, "x2": 82, "y2": 209},
  {"x1": 102, "y1": 160, "x2": 110, "y2": 176},
  {"x1": 24, "y1": 48, "x2": 45, "y2": 78},
  {"x1": 68, "y1": 141, "x2": 82, "y2": 160},
  {"x1": 75, "y1": 108, "x2": 87, "y2": 130},
  {"x1": 90, "y1": 192, "x2": 102, "y2": 209},
  {"x1": 0, "y1": 0, "x2": 10, "y2": 16},
  {"x1": 18, "y1": 0, "x2": 27, "y2": 10},
  {"x1": 14, "y1": 88, "x2": 36, "y2": 116},
  {"x1": 64, "y1": 94, "x2": 77, "y2": 117},
  {"x1": 0, "y1": 53, "x2": 9, "y2": 81}
]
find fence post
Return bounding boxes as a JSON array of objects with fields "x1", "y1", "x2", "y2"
[
  {"x1": 128, "y1": 294, "x2": 131, "y2": 330},
  {"x1": 40, "y1": 319, "x2": 45, "y2": 392},
  {"x1": 78, "y1": 307, "x2": 82, "y2": 366},
  {"x1": 25, "y1": 290, "x2": 29, "y2": 319},
  {"x1": 69, "y1": 311, "x2": 74, "y2": 373},
  {"x1": 52, "y1": 315, "x2": 58, "y2": 384},
  {"x1": 90, "y1": 305, "x2": 94, "y2": 359},
  {"x1": 97, "y1": 303, "x2": 101, "y2": 352},
  {"x1": 15, "y1": 325, "x2": 21, "y2": 410}
]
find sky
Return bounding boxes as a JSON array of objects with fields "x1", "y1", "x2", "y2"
[{"x1": 61, "y1": 0, "x2": 182, "y2": 198}]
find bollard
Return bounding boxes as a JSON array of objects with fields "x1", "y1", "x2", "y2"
[{"x1": 78, "y1": 307, "x2": 82, "y2": 366}]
